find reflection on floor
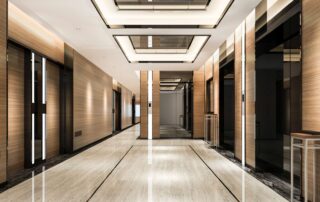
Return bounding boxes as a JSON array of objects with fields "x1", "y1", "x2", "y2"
[
  {"x1": 0, "y1": 125, "x2": 287, "y2": 202},
  {"x1": 160, "y1": 125, "x2": 192, "y2": 138}
]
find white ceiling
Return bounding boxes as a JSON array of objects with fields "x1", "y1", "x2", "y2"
[{"x1": 9, "y1": 0, "x2": 261, "y2": 96}]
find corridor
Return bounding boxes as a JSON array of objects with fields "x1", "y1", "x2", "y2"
[{"x1": 0, "y1": 125, "x2": 286, "y2": 202}]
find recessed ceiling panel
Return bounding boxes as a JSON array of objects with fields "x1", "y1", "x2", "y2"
[
  {"x1": 92, "y1": 0, "x2": 234, "y2": 28},
  {"x1": 130, "y1": 35, "x2": 193, "y2": 54},
  {"x1": 115, "y1": 0, "x2": 210, "y2": 10},
  {"x1": 114, "y1": 35, "x2": 210, "y2": 63}
]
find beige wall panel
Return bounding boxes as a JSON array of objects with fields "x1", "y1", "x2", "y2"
[
  {"x1": 140, "y1": 71, "x2": 148, "y2": 138},
  {"x1": 193, "y1": 66, "x2": 205, "y2": 139},
  {"x1": 302, "y1": 0, "x2": 320, "y2": 200},
  {"x1": 8, "y1": 43, "x2": 24, "y2": 178},
  {"x1": 245, "y1": 11, "x2": 256, "y2": 168},
  {"x1": 205, "y1": 58, "x2": 213, "y2": 81},
  {"x1": 121, "y1": 85, "x2": 133, "y2": 130},
  {"x1": 73, "y1": 52, "x2": 113, "y2": 150},
  {"x1": 213, "y1": 53, "x2": 220, "y2": 145},
  {"x1": 213, "y1": 54, "x2": 220, "y2": 116},
  {"x1": 0, "y1": 0, "x2": 7, "y2": 183},
  {"x1": 8, "y1": 3, "x2": 64, "y2": 64},
  {"x1": 46, "y1": 61, "x2": 60, "y2": 159},
  {"x1": 234, "y1": 26, "x2": 242, "y2": 161},
  {"x1": 152, "y1": 71, "x2": 160, "y2": 139}
]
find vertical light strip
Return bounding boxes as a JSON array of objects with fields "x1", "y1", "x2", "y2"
[
  {"x1": 241, "y1": 22, "x2": 246, "y2": 167},
  {"x1": 148, "y1": 36, "x2": 153, "y2": 48},
  {"x1": 42, "y1": 58, "x2": 46, "y2": 160},
  {"x1": 148, "y1": 70, "x2": 153, "y2": 140},
  {"x1": 42, "y1": 58, "x2": 46, "y2": 104},
  {"x1": 31, "y1": 52, "x2": 35, "y2": 165},
  {"x1": 31, "y1": 53, "x2": 35, "y2": 104}
]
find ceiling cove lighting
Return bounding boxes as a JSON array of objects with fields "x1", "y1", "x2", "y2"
[
  {"x1": 114, "y1": 35, "x2": 210, "y2": 63},
  {"x1": 92, "y1": 0, "x2": 234, "y2": 28},
  {"x1": 114, "y1": 0, "x2": 211, "y2": 10}
]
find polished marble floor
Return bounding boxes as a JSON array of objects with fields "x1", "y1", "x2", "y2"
[{"x1": 0, "y1": 125, "x2": 288, "y2": 202}]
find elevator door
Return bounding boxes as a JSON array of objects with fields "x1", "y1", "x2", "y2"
[{"x1": 113, "y1": 90, "x2": 122, "y2": 132}]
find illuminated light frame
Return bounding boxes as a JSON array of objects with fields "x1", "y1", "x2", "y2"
[
  {"x1": 241, "y1": 22, "x2": 246, "y2": 167},
  {"x1": 92, "y1": 0, "x2": 234, "y2": 28},
  {"x1": 31, "y1": 53, "x2": 47, "y2": 165},
  {"x1": 148, "y1": 71, "x2": 153, "y2": 140},
  {"x1": 114, "y1": 0, "x2": 211, "y2": 10},
  {"x1": 31, "y1": 53, "x2": 35, "y2": 164},
  {"x1": 114, "y1": 35, "x2": 210, "y2": 63}
]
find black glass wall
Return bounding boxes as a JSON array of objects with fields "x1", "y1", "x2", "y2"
[
  {"x1": 255, "y1": 12, "x2": 301, "y2": 179},
  {"x1": 219, "y1": 59, "x2": 235, "y2": 152}
]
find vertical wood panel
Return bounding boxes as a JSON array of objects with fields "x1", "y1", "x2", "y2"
[
  {"x1": 302, "y1": 0, "x2": 320, "y2": 132},
  {"x1": 8, "y1": 43, "x2": 24, "y2": 178},
  {"x1": 8, "y1": 3, "x2": 64, "y2": 64},
  {"x1": 46, "y1": 61, "x2": 60, "y2": 159},
  {"x1": 73, "y1": 52, "x2": 113, "y2": 150},
  {"x1": 205, "y1": 58, "x2": 213, "y2": 81},
  {"x1": 234, "y1": 26, "x2": 242, "y2": 161},
  {"x1": 121, "y1": 85, "x2": 133, "y2": 130},
  {"x1": 193, "y1": 66, "x2": 205, "y2": 139},
  {"x1": 0, "y1": 0, "x2": 7, "y2": 183},
  {"x1": 246, "y1": 11, "x2": 256, "y2": 168},
  {"x1": 152, "y1": 71, "x2": 160, "y2": 139},
  {"x1": 302, "y1": 0, "x2": 320, "y2": 200},
  {"x1": 140, "y1": 71, "x2": 148, "y2": 139},
  {"x1": 213, "y1": 52, "x2": 220, "y2": 145},
  {"x1": 213, "y1": 54, "x2": 220, "y2": 115}
]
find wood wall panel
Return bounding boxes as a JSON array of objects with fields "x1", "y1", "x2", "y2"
[
  {"x1": 234, "y1": 26, "x2": 242, "y2": 161},
  {"x1": 121, "y1": 85, "x2": 133, "y2": 130},
  {"x1": 193, "y1": 66, "x2": 205, "y2": 139},
  {"x1": 0, "y1": 0, "x2": 7, "y2": 183},
  {"x1": 46, "y1": 61, "x2": 60, "y2": 158},
  {"x1": 152, "y1": 71, "x2": 160, "y2": 139},
  {"x1": 213, "y1": 52, "x2": 220, "y2": 145},
  {"x1": 8, "y1": 43, "x2": 24, "y2": 178},
  {"x1": 302, "y1": 0, "x2": 320, "y2": 132},
  {"x1": 73, "y1": 52, "x2": 113, "y2": 150},
  {"x1": 245, "y1": 11, "x2": 256, "y2": 168},
  {"x1": 213, "y1": 55, "x2": 220, "y2": 115},
  {"x1": 140, "y1": 71, "x2": 148, "y2": 138},
  {"x1": 302, "y1": 0, "x2": 320, "y2": 200},
  {"x1": 8, "y1": 3, "x2": 64, "y2": 64},
  {"x1": 205, "y1": 58, "x2": 213, "y2": 81}
]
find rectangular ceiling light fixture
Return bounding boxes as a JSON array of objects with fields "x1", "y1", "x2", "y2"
[
  {"x1": 114, "y1": 35, "x2": 210, "y2": 63},
  {"x1": 130, "y1": 35, "x2": 194, "y2": 54},
  {"x1": 160, "y1": 86, "x2": 177, "y2": 91},
  {"x1": 92, "y1": 0, "x2": 234, "y2": 28},
  {"x1": 160, "y1": 78, "x2": 182, "y2": 83},
  {"x1": 114, "y1": 0, "x2": 211, "y2": 10}
]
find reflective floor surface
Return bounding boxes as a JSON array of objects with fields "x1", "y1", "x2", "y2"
[{"x1": 0, "y1": 125, "x2": 287, "y2": 202}]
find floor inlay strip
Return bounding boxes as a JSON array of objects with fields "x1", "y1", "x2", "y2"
[
  {"x1": 86, "y1": 145, "x2": 134, "y2": 201},
  {"x1": 189, "y1": 145, "x2": 240, "y2": 202}
]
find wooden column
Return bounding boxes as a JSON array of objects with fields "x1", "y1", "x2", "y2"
[
  {"x1": 193, "y1": 66, "x2": 205, "y2": 139},
  {"x1": 245, "y1": 10, "x2": 256, "y2": 168},
  {"x1": 213, "y1": 52, "x2": 220, "y2": 145},
  {"x1": 234, "y1": 25, "x2": 243, "y2": 161},
  {"x1": 140, "y1": 71, "x2": 148, "y2": 139},
  {"x1": 302, "y1": 0, "x2": 320, "y2": 200},
  {"x1": 0, "y1": 0, "x2": 7, "y2": 184},
  {"x1": 152, "y1": 71, "x2": 160, "y2": 139}
]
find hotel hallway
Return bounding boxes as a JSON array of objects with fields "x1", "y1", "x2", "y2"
[{"x1": 0, "y1": 125, "x2": 287, "y2": 202}]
